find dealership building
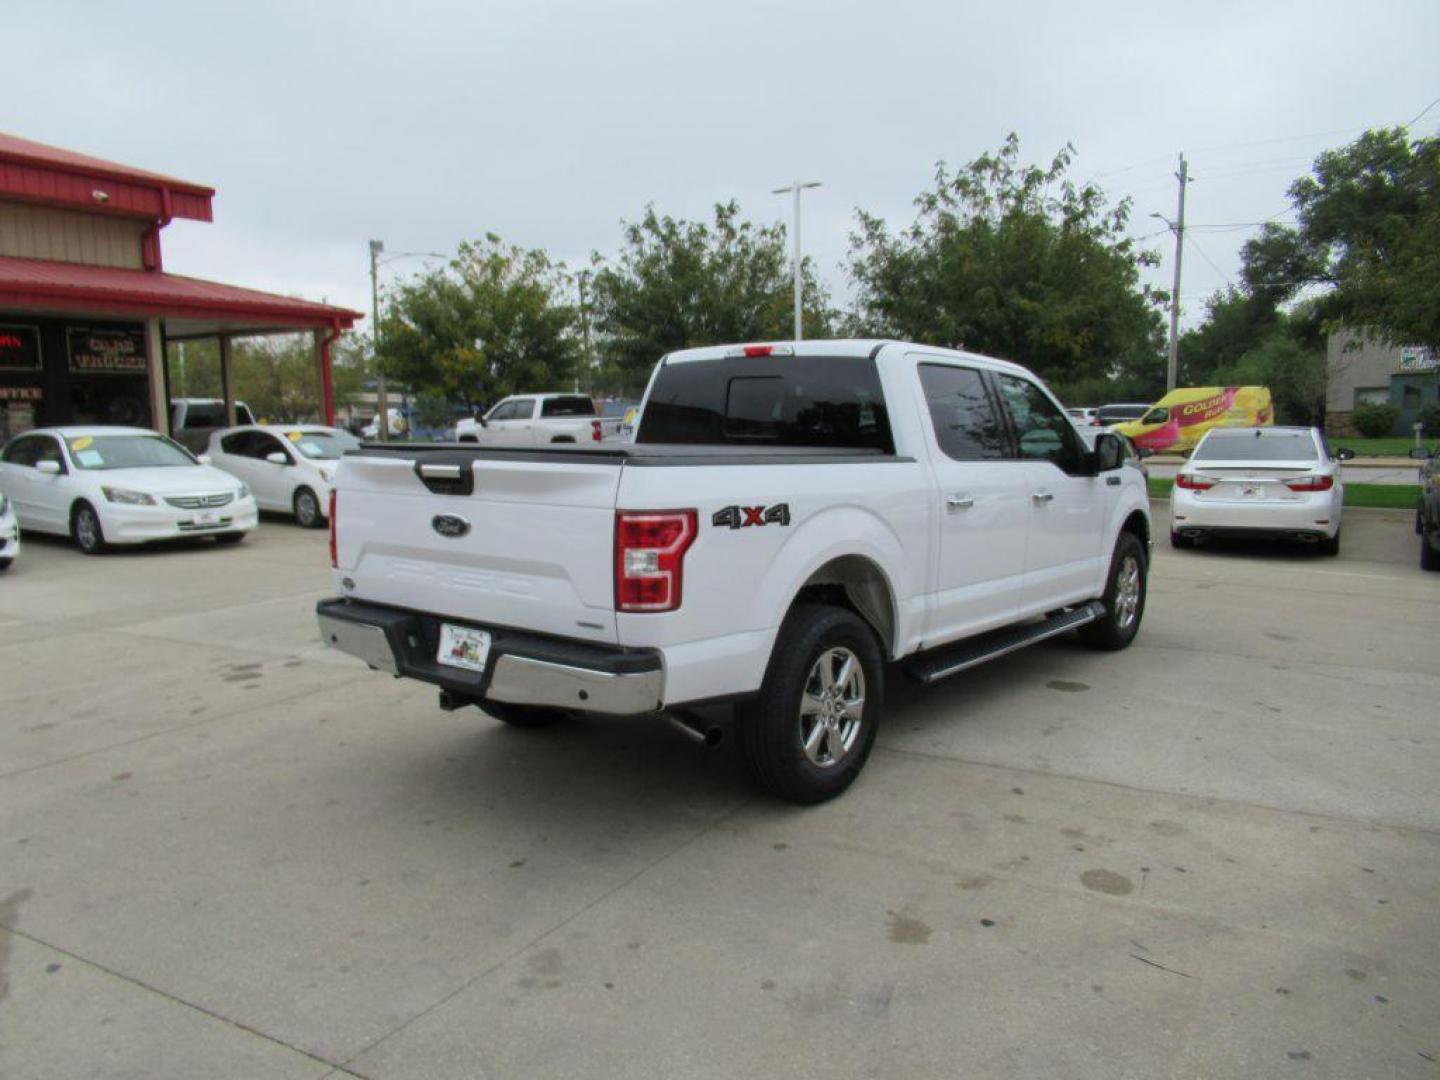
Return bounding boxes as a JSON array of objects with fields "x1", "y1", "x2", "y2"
[{"x1": 0, "y1": 132, "x2": 361, "y2": 442}]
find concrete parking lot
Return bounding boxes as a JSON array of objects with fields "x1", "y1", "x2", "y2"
[{"x1": 1, "y1": 509, "x2": 1437, "y2": 1079}]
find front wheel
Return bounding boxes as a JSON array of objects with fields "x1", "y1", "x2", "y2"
[
  {"x1": 0, "y1": 557, "x2": 11, "y2": 571},
  {"x1": 71, "y1": 501, "x2": 108, "y2": 555},
  {"x1": 737, "y1": 604, "x2": 883, "y2": 804},
  {"x1": 1078, "y1": 532, "x2": 1147, "y2": 651},
  {"x1": 294, "y1": 486, "x2": 322, "y2": 528}
]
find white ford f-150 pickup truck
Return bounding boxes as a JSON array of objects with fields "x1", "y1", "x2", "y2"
[
  {"x1": 318, "y1": 340, "x2": 1151, "y2": 803},
  {"x1": 454, "y1": 393, "x2": 623, "y2": 446}
]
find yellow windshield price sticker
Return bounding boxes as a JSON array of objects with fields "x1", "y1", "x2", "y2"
[
  {"x1": 286, "y1": 431, "x2": 303, "y2": 442},
  {"x1": 70, "y1": 436, "x2": 94, "y2": 451}
]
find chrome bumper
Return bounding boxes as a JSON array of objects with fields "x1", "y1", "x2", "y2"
[{"x1": 317, "y1": 600, "x2": 664, "y2": 716}]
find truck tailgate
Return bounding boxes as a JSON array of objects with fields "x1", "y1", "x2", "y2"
[{"x1": 333, "y1": 451, "x2": 622, "y2": 643}]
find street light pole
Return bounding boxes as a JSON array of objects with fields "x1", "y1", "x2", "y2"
[
  {"x1": 369, "y1": 239, "x2": 386, "y2": 441},
  {"x1": 772, "y1": 180, "x2": 822, "y2": 341}
]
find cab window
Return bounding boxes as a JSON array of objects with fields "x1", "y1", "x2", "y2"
[
  {"x1": 918, "y1": 364, "x2": 1009, "y2": 461},
  {"x1": 1142, "y1": 407, "x2": 1169, "y2": 424},
  {"x1": 994, "y1": 374, "x2": 1083, "y2": 471}
]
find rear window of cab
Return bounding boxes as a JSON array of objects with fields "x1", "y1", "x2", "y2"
[{"x1": 637, "y1": 355, "x2": 893, "y2": 451}]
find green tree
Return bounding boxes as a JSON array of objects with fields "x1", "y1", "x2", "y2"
[
  {"x1": 1212, "y1": 330, "x2": 1327, "y2": 426},
  {"x1": 1266, "y1": 128, "x2": 1440, "y2": 348},
  {"x1": 379, "y1": 236, "x2": 580, "y2": 411},
  {"x1": 847, "y1": 134, "x2": 1166, "y2": 388},
  {"x1": 1176, "y1": 286, "x2": 1281, "y2": 386},
  {"x1": 588, "y1": 201, "x2": 832, "y2": 394}
]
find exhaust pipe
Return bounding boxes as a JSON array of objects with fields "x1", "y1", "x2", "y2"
[{"x1": 666, "y1": 712, "x2": 724, "y2": 748}]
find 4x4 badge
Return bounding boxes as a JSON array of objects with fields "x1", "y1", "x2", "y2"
[{"x1": 713, "y1": 503, "x2": 790, "y2": 529}]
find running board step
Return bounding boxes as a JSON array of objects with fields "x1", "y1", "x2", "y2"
[{"x1": 905, "y1": 602, "x2": 1108, "y2": 685}]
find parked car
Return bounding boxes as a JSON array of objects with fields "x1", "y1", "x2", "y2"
[
  {"x1": 206, "y1": 425, "x2": 359, "y2": 527},
  {"x1": 1113, "y1": 386, "x2": 1273, "y2": 454},
  {"x1": 1096, "y1": 403, "x2": 1151, "y2": 427},
  {"x1": 170, "y1": 398, "x2": 257, "y2": 453},
  {"x1": 0, "y1": 427, "x2": 257, "y2": 554},
  {"x1": 1411, "y1": 446, "x2": 1440, "y2": 571},
  {"x1": 455, "y1": 394, "x2": 623, "y2": 445},
  {"x1": 318, "y1": 340, "x2": 1151, "y2": 804},
  {"x1": 0, "y1": 486, "x2": 18, "y2": 570},
  {"x1": 1066, "y1": 407, "x2": 1100, "y2": 426},
  {"x1": 1170, "y1": 426, "x2": 1353, "y2": 555}
]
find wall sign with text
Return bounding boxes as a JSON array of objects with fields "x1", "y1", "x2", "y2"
[
  {"x1": 0, "y1": 324, "x2": 42, "y2": 371},
  {"x1": 67, "y1": 327, "x2": 148, "y2": 374}
]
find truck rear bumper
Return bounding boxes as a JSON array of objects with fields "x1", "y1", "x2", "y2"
[{"x1": 316, "y1": 598, "x2": 664, "y2": 716}]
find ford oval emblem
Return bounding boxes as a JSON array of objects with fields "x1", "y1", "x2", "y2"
[{"x1": 431, "y1": 514, "x2": 470, "y2": 538}]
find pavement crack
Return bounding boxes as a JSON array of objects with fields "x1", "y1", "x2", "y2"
[
  {"x1": 1129, "y1": 953, "x2": 1195, "y2": 979},
  {"x1": 0, "y1": 925, "x2": 365, "y2": 1076}
]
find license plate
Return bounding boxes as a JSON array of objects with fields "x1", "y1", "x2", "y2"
[
  {"x1": 437, "y1": 623, "x2": 491, "y2": 672},
  {"x1": 194, "y1": 509, "x2": 219, "y2": 525}
]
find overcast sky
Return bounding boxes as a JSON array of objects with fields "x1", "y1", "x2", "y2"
[{"x1": 6, "y1": 0, "x2": 1439, "y2": 336}]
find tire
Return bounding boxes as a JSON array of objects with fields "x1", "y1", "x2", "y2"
[
  {"x1": 1422, "y1": 524, "x2": 1440, "y2": 572},
  {"x1": 0, "y1": 558, "x2": 11, "y2": 571},
  {"x1": 1077, "y1": 532, "x2": 1147, "y2": 651},
  {"x1": 481, "y1": 701, "x2": 568, "y2": 727},
  {"x1": 1169, "y1": 530, "x2": 1194, "y2": 549},
  {"x1": 737, "y1": 603, "x2": 884, "y2": 805},
  {"x1": 293, "y1": 486, "x2": 322, "y2": 529},
  {"x1": 71, "y1": 501, "x2": 108, "y2": 555},
  {"x1": 214, "y1": 532, "x2": 245, "y2": 546},
  {"x1": 1317, "y1": 530, "x2": 1340, "y2": 557}
]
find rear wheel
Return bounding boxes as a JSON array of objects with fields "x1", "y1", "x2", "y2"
[
  {"x1": 1169, "y1": 530, "x2": 1194, "y2": 549},
  {"x1": 481, "y1": 702, "x2": 568, "y2": 727},
  {"x1": 0, "y1": 558, "x2": 11, "y2": 571},
  {"x1": 293, "y1": 486, "x2": 322, "y2": 529},
  {"x1": 1078, "y1": 532, "x2": 1147, "y2": 650},
  {"x1": 71, "y1": 501, "x2": 107, "y2": 555},
  {"x1": 738, "y1": 603, "x2": 883, "y2": 805},
  {"x1": 1317, "y1": 530, "x2": 1340, "y2": 557},
  {"x1": 1422, "y1": 522, "x2": 1440, "y2": 572}
]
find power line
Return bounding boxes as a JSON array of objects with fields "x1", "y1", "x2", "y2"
[
  {"x1": 1406, "y1": 93, "x2": 1440, "y2": 128},
  {"x1": 1185, "y1": 234, "x2": 1233, "y2": 288}
]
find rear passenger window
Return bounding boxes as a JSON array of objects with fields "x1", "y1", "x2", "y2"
[
  {"x1": 540, "y1": 396, "x2": 595, "y2": 418},
  {"x1": 918, "y1": 365, "x2": 1009, "y2": 461}
]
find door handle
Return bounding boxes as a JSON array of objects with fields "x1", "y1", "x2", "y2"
[
  {"x1": 946, "y1": 494, "x2": 975, "y2": 511},
  {"x1": 1106, "y1": 475, "x2": 1122, "y2": 487},
  {"x1": 1032, "y1": 491, "x2": 1054, "y2": 505}
]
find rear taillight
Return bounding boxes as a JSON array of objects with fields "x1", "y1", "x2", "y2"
[
  {"x1": 328, "y1": 490, "x2": 338, "y2": 568},
  {"x1": 1175, "y1": 474, "x2": 1215, "y2": 491},
  {"x1": 591, "y1": 419, "x2": 603, "y2": 442},
  {"x1": 1284, "y1": 474, "x2": 1334, "y2": 492},
  {"x1": 615, "y1": 510, "x2": 697, "y2": 613}
]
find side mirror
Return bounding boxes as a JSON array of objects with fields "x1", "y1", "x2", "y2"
[
  {"x1": 1334, "y1": 448, "x2": 1356, "y2": 461},
  {"x1": 1409, "y1": 447, "x2": 1433, "y2": 460},
  {"x1": 197, "y1": 454, "x2": 213, "y2": 465},
  {"x1": 266, "y1": 451, "x2": 290, "y2": 466},
  {"x1": 1094, "y1": 432, "x2": 1125, "y2": 473},
  {"x1": 36, "y1": 459, "x2": 62, "y2": 476}
]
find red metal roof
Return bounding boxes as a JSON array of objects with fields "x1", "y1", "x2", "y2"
[
  {"x1": 0, "y1": 131, "x2": 214, "y2": 222},
  {"x1": 0, "y1": 255, "x2": 362, "y2": 330}
]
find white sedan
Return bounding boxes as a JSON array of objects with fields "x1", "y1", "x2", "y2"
[
  {"x1": 204, "y1": 425, "x2": 359, "y2": 527},
  {"x1": 0, "y1": 426, "x2": 257, "y2": 555},
  {"x1": 1170, "y1": 426, "x2": 1353, "y2": 555},
  {"x1": 0, "y1": 486, "x2": 19, "y2": 570}
]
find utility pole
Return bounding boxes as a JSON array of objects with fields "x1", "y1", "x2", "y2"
[
  {"x1": 369, "y1": 239, "x2": 387, "y2": 441},
  {"x1": 772, "y1": 180, "x2": 822, "y2": 340},
  {"x1": 577, "y1": 270, "x2": 594, "y2": 396},
  {"x1": 1157, "y1": 154, "x2": 1188, "y2": 393}
]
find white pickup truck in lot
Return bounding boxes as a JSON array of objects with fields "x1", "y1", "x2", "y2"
[
  {"x1": 318, "y1": 340, "x2": 1152, "y2": 803},
  {"x1": 454, "y1": 393, "x2": 622, "y2": 446}
]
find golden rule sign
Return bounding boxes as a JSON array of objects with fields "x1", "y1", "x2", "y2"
[{"x1": 67, "y1": 327, "x2": 147, "y2": 373}]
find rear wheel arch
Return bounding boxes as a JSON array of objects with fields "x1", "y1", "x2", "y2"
[{"x1": 789, "y1": 554, "x2": 897, "y2": 658}]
